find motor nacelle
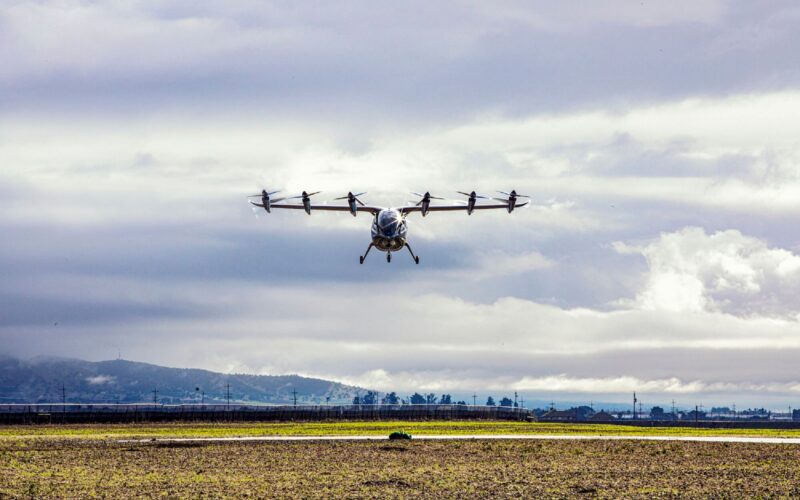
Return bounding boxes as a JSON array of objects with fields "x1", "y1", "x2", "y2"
[
  {"x1": 495, "y1": 190, "x2": 530, "y2": 213},
  {"x1": 457, "y1": 190, "x2": 489, "y2": 215},
  {"x1": 335, "y1": 191, "x2": 367, "y2": 216},
  {"x1": 248, "y1": 189, "x2": 283, "y2": 213},
  {"x1": 261, "y1": 189, "x2": 271, "y2": 212},
  {"x1": 412, "y1": 191, "x2": 444, "y2": 217},
  {"x1": 283, "y1": 190, "x2": 321, "y2": 215}
]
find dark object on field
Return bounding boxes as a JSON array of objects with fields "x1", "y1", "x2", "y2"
[{"x1": 389, "y1": 431, "x2": 412, "y2": 440}]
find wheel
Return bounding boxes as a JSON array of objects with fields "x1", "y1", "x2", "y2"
[
  {"x1": 415, "y1": 256, "x2": 420, "y2": 265},
  {"x1": 387, "y1": 253, "x2": 391, "y2": 263},
  {"x1": 359, "y1": 256, "x2": 365, "y2": 264}
]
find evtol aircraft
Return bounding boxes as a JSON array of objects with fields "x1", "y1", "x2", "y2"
[{"x1": 248, "y1": 189, "x2": 529, "y2": 264}]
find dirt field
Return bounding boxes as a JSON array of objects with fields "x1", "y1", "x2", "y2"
[
  {"x1": 5, "y1": 420, "x2": 800, "y2": 440},
  {"x1": 3, "y1": 437, "x2": 800, "y2": 497}
]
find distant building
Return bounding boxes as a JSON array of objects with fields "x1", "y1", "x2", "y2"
[
  {"x1": 649, "y1": 406, "x2": 676, "y2": 421},
  {"x1": 686, "y1": 409, "x2": 707, "y2": 421},
  {"x1": 539, "y1": 409, "x2": 578, "y2": 422},
  {"x1": 589, "y1": 411, "x2": 616, "y2": 422},
  {"x1": 539, "y1": 406, "x2": 597, "y2": 422}
]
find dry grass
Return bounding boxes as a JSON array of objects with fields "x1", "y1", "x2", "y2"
[
  {"x1": 4, "y1": 420, "x2": 800, "y2": 440},
  {"x1": 3, "y1": 437, "x2": 800, "y2": 497}
]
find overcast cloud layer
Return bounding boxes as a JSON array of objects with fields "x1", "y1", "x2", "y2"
[{"x1": 3, "y1": 1, "x2": 800, "y2": 407}]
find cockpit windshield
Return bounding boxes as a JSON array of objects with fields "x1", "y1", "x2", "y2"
[{"x1": 378, "y1": 210, "x2": 401, "y2": 235}]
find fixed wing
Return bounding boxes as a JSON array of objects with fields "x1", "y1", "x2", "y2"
[{"x1": 248, "y1": 189, "x2": 529, "y2": 264}]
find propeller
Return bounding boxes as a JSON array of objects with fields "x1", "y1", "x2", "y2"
[
  {"x1": 335, "y1": 191, "x2": 367, "y2": 206},
  {"x1": 457, "y1": 190, "x2": 490, "y2": 215},
  {"x1": 496, "y1": 190, "x2": 530, "y2": 199},
  {"x1": 457, "y1": 190, "x2": 491, "y2": 199},
  {"x1": 248, "y1": 189, "x2": 281, "y2": 198},
  {"x1": 411, "y1": 191, "x2": 444, "y2": 205},
  {"x1": 493, "y1": 190, "x2": 530, "y2": 213},
  {"x1": 285, "y1": 190, "x2": 322, "y2": 200},
  {"x1": 247, "y1": 189, "x2": 286, "y2": 213}
]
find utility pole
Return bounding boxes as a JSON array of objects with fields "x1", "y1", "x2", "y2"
[
  {"x1": 514, "y1": 391, "x2": 518, "y2": 408},
  {"x1": 520, "y1": 396, "x2": 525, "y2": 410},
  {"x1": 671, "y1": 399, "x2": 676, "y2": 416},
  {"x1": 225, "y1": 383, "x2": 231, "y2": 409},
  {"x1": 61, "y1": 383, "x2": 66, "y2": 415},
  {"x1": 292, "y1": 389, "x2": 298, "y2": 407},
  {"x1": 152, "y1": 388, "x2": 158, "y2": 406},
  {"x1": 633, "y1": 392, "x2": 637, "y2": 420},
  {"x1": 733, "y1": 403, "x2": 736, "y2": 420},
  {"x1": 472, "y1": 393, "x2": 477, "y2": 406}
]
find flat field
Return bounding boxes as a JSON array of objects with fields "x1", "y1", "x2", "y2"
[
  {"x1": 4, "y1": 420, "x2": 800, "y2": 440},
  {"x1": 3, "y1": 435, "x2": 800, "y2": 497}
]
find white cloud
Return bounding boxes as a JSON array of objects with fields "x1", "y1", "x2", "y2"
[
  {"x1": 86, "y1": 375, "x2": 115, "y2": 385},
  {"x1": 616, "y1": 227, "x2": 800, "y2": 316}
]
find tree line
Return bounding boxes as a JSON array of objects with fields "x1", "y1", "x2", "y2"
[{"x1": 352, "y1": 391, "x2": 518, "y2": 407}]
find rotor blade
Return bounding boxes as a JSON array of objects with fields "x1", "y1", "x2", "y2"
[
  {"x1": 306, "y1": 191, "x2": 322, "y2": 197},
  {"x1": 355, "y1": 198, "x2": 366, "y2": 206},
  {"x1": 498, "y1": 191, "x2": 511, "y2": 196},
  {"x1": 284, "y1": 195, "x2": 304, "y2": 200},
  {"x1": 430, "y1": 196, "x2": 445, "y2": 200},
  {"x1": 410, "y1": 192, "x2": 424, "y2": 198},
  {"x1": 247, "y1": 194, "x2": 262, "y2": 197},
  {"x1": 492, "y1": 197, "x2": 509, "y2": 202},
  {"x1": 268, "y1": 190, "x2": 281, "y2": 195},
  {"x1": 456, "y1": 191, "x2": 472, "y2": 197},
  {"x1": 516, "y1": 194, "x2": 531, "y2": 198},
  {"x1": 334, "y1": 195, "x2": 349, "y2": 200},
  {"x1": 353, "y1": 192, "x2": 367, "y2": 197}
]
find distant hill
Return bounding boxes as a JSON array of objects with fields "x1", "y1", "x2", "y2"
[{"x1": 0, "y1": 356, "x2": 365, "y2": 405}]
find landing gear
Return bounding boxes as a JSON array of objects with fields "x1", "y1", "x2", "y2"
[
  {"x1": 405, "y1": 243, "x2": 420, "y2": 265},
  {"x1": 387, "y1": 252, "x2": 392, "y2": 263},
  {"x1": 359, "y1": 243, "x2": 374, "y2": 264}
]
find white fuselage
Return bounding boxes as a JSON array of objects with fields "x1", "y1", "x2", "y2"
[{"x1": 371, "y1": 209, "x2": 408, "y2": 252}]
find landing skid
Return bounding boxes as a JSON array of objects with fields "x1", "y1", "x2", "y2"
[
  {"x1": 359, "y1": 242, "x2": 420, "y2": 265},
  {"x1": 359, "y1": 243, "x2": 374, "y2": 264},
  {"x1": 405, "y1": 243, "x2": 420, "y2": 265}
]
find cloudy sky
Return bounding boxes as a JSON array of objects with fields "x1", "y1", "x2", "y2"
[{"x1": 3, "y1": 0, "x2": 800, "y2": 407}]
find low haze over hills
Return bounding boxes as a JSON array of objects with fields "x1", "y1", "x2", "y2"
[{"x1": 0, "y1": 357, "x2": 363, "y2": 405}]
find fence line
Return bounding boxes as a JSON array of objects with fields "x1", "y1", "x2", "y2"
[{"x1": 0, "y1": 403, "x2": 533, "y2": 424}]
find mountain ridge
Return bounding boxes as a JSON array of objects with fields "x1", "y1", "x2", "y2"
[{"x1": 0, "y1": 356, "x2": 365, "y2": 404}]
